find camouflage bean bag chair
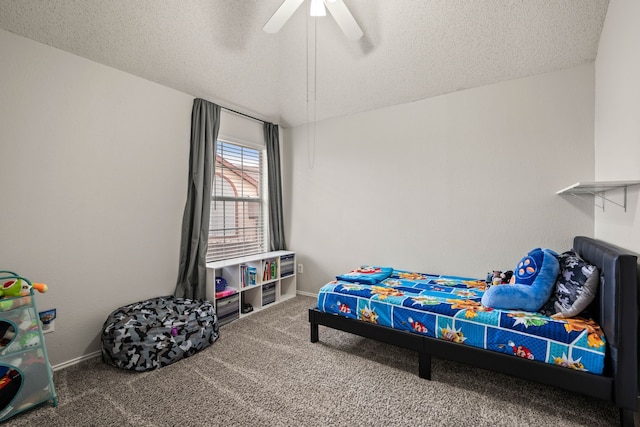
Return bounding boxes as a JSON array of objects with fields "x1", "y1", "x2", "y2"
[{"x1": 101, "y1": 296, "x2": 219, "y2": 371}]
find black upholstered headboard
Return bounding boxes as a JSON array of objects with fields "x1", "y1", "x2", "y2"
[{"x1": 573, "y1": 236, "x2": 638, "y2": 411}]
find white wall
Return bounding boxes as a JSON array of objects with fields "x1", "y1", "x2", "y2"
[
  {"x1": 283, "y1": 64, "x2": 596, "y2": 295},
  {"x1": 219, "y1": 109, "x2": 265, "y2": 149},
  {"x1": 594, "y1": 0, "x2": 640, "y2": 253},
  {"x1": 0, "y1": 29, "x2": 193, "y2": 366}
]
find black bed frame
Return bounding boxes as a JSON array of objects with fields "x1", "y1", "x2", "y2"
[{"x1": 309, "y1": 236, "x2": 639, "y2": 426}]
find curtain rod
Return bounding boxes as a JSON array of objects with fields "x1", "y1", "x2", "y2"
[{"x1": 222, "y1": 106, "x2": 273, "y2": 126}]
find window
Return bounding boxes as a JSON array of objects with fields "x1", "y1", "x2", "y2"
[{"x1": 208, "y1": 140, "x2": 266, "y2": 262}]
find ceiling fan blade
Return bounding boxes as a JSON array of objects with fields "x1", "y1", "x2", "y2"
[
  {"x1": 263, "y1": 0, "x2": 305, "y2": 34},
  {"x1": 325, "y1": 0, "x2": 363, "y2": 40}
]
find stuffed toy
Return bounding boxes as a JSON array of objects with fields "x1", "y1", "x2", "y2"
[
  {"x1": 486, "y1": 270, "x2": 513, "y2": 286},
  {"x1": 0, "y1": 279, "x2": 23, "y2": 298},
  {"x1": 481, "y1": 248, "x2": 559, "y2": 312},
  {"x1": 0, "y1": 271, "x2": 49, "y2": 298},
  {"x1": 0, "y1": 276, "x2": 48, "y2": 311},
  {"x1": 0, "y1": 278, "x2": 47, "y2": 298}
]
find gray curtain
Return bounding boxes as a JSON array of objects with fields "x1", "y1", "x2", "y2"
[
  {"x1": 264, "y1": 122, "x2": 286, "y2": 251},
  {"x1": 175, "y1": 99, "x2": 221, "y2": 300}
]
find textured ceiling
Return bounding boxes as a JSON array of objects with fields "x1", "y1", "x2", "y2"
[{"x1": 0, "y1": 0, "x2": 609, "y2": 128}]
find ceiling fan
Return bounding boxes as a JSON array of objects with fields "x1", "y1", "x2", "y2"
[{"x1": 263, "y1": 0, "x2": 363, "y2": 41}]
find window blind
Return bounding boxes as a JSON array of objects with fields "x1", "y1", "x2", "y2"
[{"x1": 208, "y1": 141, "x2": 265, "y2": 262}]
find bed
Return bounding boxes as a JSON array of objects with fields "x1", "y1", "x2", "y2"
[{"x1": 308, "y1": 236, "x2": 638, "y2": 426}]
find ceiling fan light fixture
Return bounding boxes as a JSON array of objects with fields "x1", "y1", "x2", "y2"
[
  {"x1": 310, "y1": 0, "x2": 326, "y2": 17},
  {"x1": 264, "y1": 0, "x2": 363, "y2": 40}
]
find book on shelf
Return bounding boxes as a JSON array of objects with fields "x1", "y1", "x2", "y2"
[
  {"x1": 240, "y1": 264, "x2": 257, "y2": 288},
  {"x1": 248, "y1": 267, "x2": 256, "y2": 286},
  {"x1": 262, "y1": 258, "x2": 278, "y2": 282}
]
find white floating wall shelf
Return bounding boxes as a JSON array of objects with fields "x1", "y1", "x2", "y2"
[{"x1": 557, "y1": 180, "x2": 640, "y2": 212}]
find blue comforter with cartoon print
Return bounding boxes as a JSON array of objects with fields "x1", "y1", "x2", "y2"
[{"x1": 317, "y1": 269, "x2": 606, "y2": 374}]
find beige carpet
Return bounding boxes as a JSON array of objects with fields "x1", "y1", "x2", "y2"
[{"x1": 3, "y1": 295, "x2": 621, "y2": 426}]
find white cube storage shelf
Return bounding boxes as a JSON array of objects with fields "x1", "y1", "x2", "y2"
[{"x1": 206, "y1": 251, "x2": 296, "y2": 324}]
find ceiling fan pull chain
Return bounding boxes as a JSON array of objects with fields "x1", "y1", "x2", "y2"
[{"x1": 306, "y1": 14, "x2": 317, "y2": 170}]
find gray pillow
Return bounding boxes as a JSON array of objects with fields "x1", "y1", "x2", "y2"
[{"x1": 552, "y1": 250, "x2": 599, "y2": 318}]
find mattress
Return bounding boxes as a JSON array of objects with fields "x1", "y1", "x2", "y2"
[{"x1": 317, "y1": 269, "x2": 606, "y2": 374}]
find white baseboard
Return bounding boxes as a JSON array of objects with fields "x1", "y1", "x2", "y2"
[
  {"x1": 52, "y1": 350, "x2": 101, "y2": 371},
  {"x1": 296, "y1": 290, "x2": 317, "y2": 298}
]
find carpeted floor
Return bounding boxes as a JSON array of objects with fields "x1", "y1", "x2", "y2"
[{"x1": 3, "y1": 295, "x2": 623, "y2": 426}]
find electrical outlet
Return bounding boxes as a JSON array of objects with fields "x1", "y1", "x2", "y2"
[{"x1": 297, "y1": 263, "x2": 304, "y2": 274}]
